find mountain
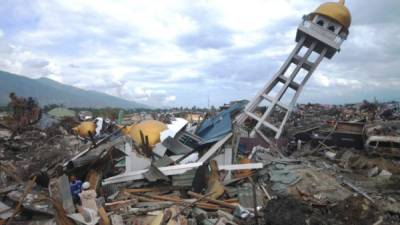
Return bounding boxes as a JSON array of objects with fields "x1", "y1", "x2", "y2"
[{"x1": 0, "y1": 71, "x2": 149, "y2": 109}]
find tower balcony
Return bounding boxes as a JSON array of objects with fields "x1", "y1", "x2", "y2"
[{"x1": 296, "y1": 18, "x2": 347, "y2": 59}]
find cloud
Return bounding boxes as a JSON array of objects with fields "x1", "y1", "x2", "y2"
[
  {"x1": 0, "y1": 0, "x2": 399, "y2": 107},
  {"x1": 312, "y1": 73, "x2": 362, "y2": 89},
  {"x1": 165, "y1": 95, "x2": 176, "y2": 102}
]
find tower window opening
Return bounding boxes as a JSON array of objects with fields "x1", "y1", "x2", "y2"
[
  {"x1": 328, "y1": 25, "x2": 335, "y2": 32},
  {"x1": 317, "y1": 20, "x2": 324, "y2": 26}
]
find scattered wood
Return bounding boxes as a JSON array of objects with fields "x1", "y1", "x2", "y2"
[
  {"x1": 124, "y1": 186, "x2": 183, "y2": 194},
  {"x1": 5, "y1": 176, "x2": 36, "y2": 225},
  {"x1": 86, "y1": 169, "x2": 102, "y2": 192},
  {"x1": 187, "y1": 191, "x2": 236, "y2": 209},
  {"x1": 105, "y1": 199, "x2": 138, "y2": 212},
  {"x1": 99, "y1": 207, "x2": 111, "y2": 225},
  {"x1": 49, "y1": 175, "x2": 75, "y2": 214},
  {"x1": 171, "y1": 192, "x2": 215, "y2": 220},
  {"x1": 342, "y1": 180, "x2": 375, "y2": 204},
  {"x1": 0, "y1": 164, "x2": 22, "y2": 184},
  {"x1": 133, "y1": 193, "x2": 224, "y2": 211},
  {"x1": 50, "y1": 197, "x2": 75, "y2": 225},
  {"x1": 258, "y1": 181, "x2": 272, "y2": 200}
]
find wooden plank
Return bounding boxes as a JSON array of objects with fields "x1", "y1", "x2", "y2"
[
  {"x1": 124, "y1": 186, "x2": 183, "y2": 194},
  {"x1": 188, "y1": 191, "x2": 236, "y2": 209},
  {"x1": 87, "y1": 169, "x2": 102, "y2": 191},
  {"x1": 342, "y1": 180, "x2": 375, "y2": 203},
  {"x1": 50, "y1": 197, "x2": 75, "y2": 225},
  {"x1": 134, "y1": 194, "x2": 222, "y2": 210},
  {"x1": 140, "y1": 194, "x2": 181, "y2": 203},
  {"x1": 5, "y1": 176, "x2": 36, "y2": 225},
  {"x1": 105, "y1": 199, "x2": 138, "y2": 209},
  {"x1": 219, "y1": 163, "x2": 263, "y2": 171},
  {"x1": 171, "y1": 192, "x2": 215, "y2": 220},
  {"x1": 98, "y1": 207, "x2": 111, "y2": 225}
]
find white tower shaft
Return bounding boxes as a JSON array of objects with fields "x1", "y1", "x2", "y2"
[{"x1": 237, "y1": 37, "x2": 328, "y2": 143}]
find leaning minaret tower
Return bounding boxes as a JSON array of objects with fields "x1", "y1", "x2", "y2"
[{"x1": 237, "y1": 0, "x2": 352, "y2": 143}]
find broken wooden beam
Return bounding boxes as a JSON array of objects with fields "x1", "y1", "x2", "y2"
[
  {"x1": 6, "y1": 176, "x2": 36, "y2": 225},
  {"x1": 124, "y1": 186, "x2": 184, "y2": 194},
  {"x1": 187, "y1": 191, "x2": 236, "y2": 209},
  {"x1": 172, "y1": 192, "x2": 215, "y2": 220},
  {"x1": 132, "y1": 193, "x2": 224, "y2": 211},
  {"x1": 342, "y1": 179, "x2": 375, "y2": 203}
]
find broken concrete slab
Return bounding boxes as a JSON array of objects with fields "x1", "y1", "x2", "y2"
[
  {"x1": 198, "y1": 133, "x2": 232, "y2": 163},
  {"x1": 49, "y1": 175, "x2": 75, "y2": 214}
]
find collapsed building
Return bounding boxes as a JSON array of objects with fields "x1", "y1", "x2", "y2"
[{"x1": 0, "y1": 1, "x2": 400, "y2": 225}]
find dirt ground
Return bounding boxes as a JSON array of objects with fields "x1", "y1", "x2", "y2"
[{"x1": 264, "y1": 196, "x2": 386, "y2": 225}]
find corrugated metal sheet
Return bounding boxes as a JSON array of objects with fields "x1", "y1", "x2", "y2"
[
  {"x1": 196, "y1": 102, "x2": 246, "y2": 144},
  {"x1": 172, "y1": 169, "x2": 196, "y2": 186}
]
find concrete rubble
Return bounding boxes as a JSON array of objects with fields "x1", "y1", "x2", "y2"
[{"x1": 0, "y1": 100, "x2": 399, "y2": 225}]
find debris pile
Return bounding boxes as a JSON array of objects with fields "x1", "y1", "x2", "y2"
[
  {"x1": 0, "y1": 0, "x2": 399, "y2": 223},
  {"x1": 1, "y1": 99, "x2": 400, "y2": 225}
]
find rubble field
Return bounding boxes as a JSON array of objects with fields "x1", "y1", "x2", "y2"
[{"x1": 0, "y1": 101, "x2": 400, "y2": 225}]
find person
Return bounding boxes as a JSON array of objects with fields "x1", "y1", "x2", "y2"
[
  {"x1": 93, "y1": 117, "x2": 104, "y2": 138},
  {"x1": 73, "y1": 117, "x2": 114, "y2": 143},
  {"x1": 79, "y1": 182, "x2": 98, "y2": 213},
  {"x1": 93, "y1": 117, "x2": 113, "y2": 138},
  {"x1": 69, "y1": 175, "x2": 82, "y2": 204}
]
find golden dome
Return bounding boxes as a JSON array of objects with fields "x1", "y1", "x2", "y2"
[
  {"x1": 118, "y1": 124, "x2": 134, "y2": 136},
  {"x1": 312, "y1": 0, "x2": 351, "y2": 30},
  {"x1": 73, "y1": 121, "x2": 96, "y2": 138},
  {"x1": 127, "y1": 120, "x2": 167, "y2": 147}
]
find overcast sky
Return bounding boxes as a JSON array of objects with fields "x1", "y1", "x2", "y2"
[{"x1": 0, "y1": 0, "x2": 399, "y2": 107}]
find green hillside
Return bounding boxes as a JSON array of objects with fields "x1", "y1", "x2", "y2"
[{"x1": 0, "y1": 71, "x2": 148, "y2": 109}]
